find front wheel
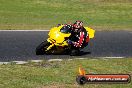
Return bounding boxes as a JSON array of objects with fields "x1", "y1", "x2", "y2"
[{"x1": 36, "y1": 41, "x2": 50, "y2": 55}]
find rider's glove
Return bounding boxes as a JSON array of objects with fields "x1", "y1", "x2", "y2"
[
  {"x1": 67, "y1": 39, "x2": 73, "y2": 44},
  {"x1": 57, "y1": 24, "x2": 61, "y2": 27}
]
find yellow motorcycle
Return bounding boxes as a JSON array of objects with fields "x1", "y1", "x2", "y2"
[{"x1": 36, "y1": 25, "x2": 95, "y2": 56}]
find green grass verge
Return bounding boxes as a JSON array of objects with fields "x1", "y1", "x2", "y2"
[
  {"x1": 0, "y1": 0, "x2": 132, "y2": 30},
  {"x1": 0, "y1": 58, "x2": 132, "y2": 88}
]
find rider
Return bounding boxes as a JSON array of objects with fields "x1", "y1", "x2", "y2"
[{"x1": 67, "y1": 21, "x2": 90, "y2": 48}]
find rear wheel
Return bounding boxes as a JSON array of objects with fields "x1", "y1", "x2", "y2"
[
  {"x1": 36, "y1": 41, "x2": 50, "y2": 55},
  {"x1": 70, "y1": 49, "x2": 80, "y2": 56}
]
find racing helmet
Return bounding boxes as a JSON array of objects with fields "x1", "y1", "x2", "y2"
[{"x1": 73, "y1": 20, "x2": 83, "y2": 29}]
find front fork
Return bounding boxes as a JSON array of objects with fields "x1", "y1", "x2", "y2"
[
  {"x1": 45, "y1": 38, "x2": 55, "y2": 51},
  {"x1": 45, "y1": 44, "x2": 54, "y2": 51},
  {"x1": 46, "y1": 38, "x2": 71, "y2": 52}
]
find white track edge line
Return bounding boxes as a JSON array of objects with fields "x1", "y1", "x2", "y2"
[
  {"x1": 99, "y1": 57, "x2": 124, "y2": 59},
  {"x1": 0, "y1": 57, "x2": 125, "y2": 65},
  {"x1": 0, "y1": 62, "x2": 10, "y2": 65},
  {"x1": 0, "y1": 30, "x2": 49, "y2": 31},
  {"x1": 48, "y1": 59, "x2": 63, "y2": 62}
]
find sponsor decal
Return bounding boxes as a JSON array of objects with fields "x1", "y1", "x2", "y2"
[{"x1": 76, "y1": 67, "x2": 131, "y2": 85}]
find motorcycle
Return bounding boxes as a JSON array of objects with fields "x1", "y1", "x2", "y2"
[{"x1": 36, "y1": 25, "x2": 95, "y2": 56}]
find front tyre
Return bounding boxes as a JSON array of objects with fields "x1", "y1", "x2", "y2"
[{"x1": 36, "y1": 41, "x2": 50, "y2": 55}]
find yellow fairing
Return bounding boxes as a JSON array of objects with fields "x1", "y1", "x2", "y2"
[
  {"x1": 84, "y1": 27, "x2": 95, "y2": 39},
  {"x1": 47, "y1": 25, "x2": 70, "y2": 46}
]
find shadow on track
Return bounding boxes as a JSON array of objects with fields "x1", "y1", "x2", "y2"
[
  {"x1": 36, "y1": 51, "x2": 91, "y2": 56},
  {"x1": 79, "y1": 51, "x2": 91, "y2": 56}
]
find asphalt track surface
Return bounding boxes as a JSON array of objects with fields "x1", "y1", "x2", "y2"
[{"x1": 0, "y1": 31, "x2": 132, "y2": 62}]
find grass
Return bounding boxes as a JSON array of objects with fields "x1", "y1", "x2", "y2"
[
  {"x1": 0, "y1": 58, "x2": 132, "y2": 88},
  {"x1": 0, "y1": 0, "x2": 132, "y2": 30}
]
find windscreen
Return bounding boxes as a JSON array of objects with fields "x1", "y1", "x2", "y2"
[{"x1": 60, "y1": 26, "x2": 71, "y2": 33}]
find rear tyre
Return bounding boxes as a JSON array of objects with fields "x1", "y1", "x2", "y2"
[
  {"x1": 70, "y1": 49, "x2": 80, "y2": 56},
  {"x1": 36, "y1": 41, "x2": 50, "y2": 55}
]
